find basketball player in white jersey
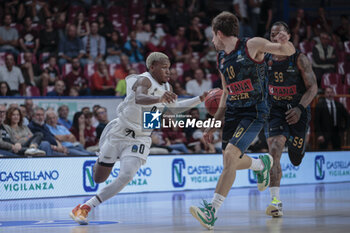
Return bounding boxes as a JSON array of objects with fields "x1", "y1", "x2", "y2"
[{"x1": 70, "y1": 52, "x2": 208, "y2": 225}]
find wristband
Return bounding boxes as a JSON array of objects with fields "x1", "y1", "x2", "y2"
[{"x1": 297, "y1": 104, "x2": 305, "y2": 112}]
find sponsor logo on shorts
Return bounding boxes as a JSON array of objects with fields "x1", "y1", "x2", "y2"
[
  {"x1": 315, "y1": 155, "x2": 325, "y2": 180},
  {"x1": 172, "y1": 159, "x2": 186, "y2": 188},
  {"x1": 132, "y1": 145, "x2": 138, "y2": 152},
  {"x1": 83, "y1": 160, "x2": 98, "y2": 192}
]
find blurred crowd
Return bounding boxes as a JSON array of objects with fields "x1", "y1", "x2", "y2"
[{"x1": 0, "y1": 0, "x2": 350, "y2": 155}]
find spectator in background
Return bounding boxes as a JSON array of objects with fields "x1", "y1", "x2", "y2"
[
  {"x1": 146, "y1": 0, "x2": 169, "y2": 25},
  {"x1": 81, "y1": 21, "x2": 106, "y2": 65},
  {"x1": 113, "y1": 54, "x2": 131, "y2": 81},
  {"x1": 3, "y1": 107, "x2": 46, "y2": 156},
  {"x1": 0, "y1": 13, "x2": 19, "y2": 56},
  {"x1": 91, "y1": 60, "x2": 115, "y2": 95},
  {"x1": 4, "y1": 1, "x2": 25, "y2": 22},
  {"x1": 63, "y1": 57, "x2": 90, "y2": 96},
  {"x1": 28, "y1": 106, "x2": 66, "y2": 155},
  {"x1": 248, "y1": 0, "x2": 263, "y2": 36},
  {"x1": 19, "y1": 16, "x2": 40, "y2": 54},
  {"x1": 24, "y1": 99, "x2": 34, "y2": 121},
  {"x1": 70, "y1": 111, "x2": 98, "y2": 150},
  {"x1": 45, "y1": 110, "x2": 95, "y2": 156},
  {"x1": 290, "y1": 8, "x2": 312, "y2": 47},
  {"x1": 335, "y1": 14, "x2": 350, "y2": 42},
  {"x1": 97, "y1": 13, "x2": 112, "y2": 41},
  {"x1": 183, "y1": 57, "x2": 200, "y2": 84},
  {"x1": 67, "y1": 11, "x2": 90, "y2": 38},
  {"x1": 69, "y1": 87, "x2": 79, "y2": 96},
  {"x1": 106, "y1": 30, "x2": 124, "y2": 64},
  {"x1": 115, "y1": 68, "x2": 137, "y2": 96},
  {"x1": 186, "y1": 16, "x2": 205, "y2": 52},
  {"x1": 185, "y1": 68, "x2": 212, "y2": 96},
  {"x1": 0, "y1": 53, "x2": 25, "y2": 96},
  {"x1": 22, "y1": 0, "x2": 51, "y2": 23},
  {"x1": 57, "y1": 105, "x2": 72, "y2": 129},
  {"x1": 39, "y1": 17, "x2": 59, "y2": 53},
  {"x1": 169, "y1": 0, "x2": 190, "y2": 32},
  {"x1": 313, "y1": 7, "x2": 332, "y2": 38},
  {"x1": 47, "y1": 80, "x2": 65, "y2": 96},
  {"x1": 58, "y1": 25, "x2": 85, "y2": 67},
  {"x1": 169, "y1": 68, "x2": 188, "y2": 96},
  {"x1": 95, "y1": 106, "x2": 108, "y2": 139},
  {"x1": 123, "y1": 31, "x2": 144, "y2": 63},
  {"x1": 0, "y1": 104, "x2": 18, "y2": 156},
  {"x1": 19, "y1": 104, "x2": 29, "y2": 126},
  {"x1": 40, "y1": 56, "x2": 61, "y2": 95},
  {"x1": 315, "y1": 87, "x2": 349, "y2": 150},
  {"x1": 162, "y1": 116, "x2": 189, "y2": 154},
  {"x1": 312, "y1": 32, "x2": 337, "y2": 86},
  {"x1": 257, "y1": 0, "x2": 273, "y2": 37},
  {"x1": 233, "y1": 0, "x2": 254, "y2": 38},
  {"x1": 21, "y1": 52, "x2": 41, "y2": 87},
  {"x1": 0, "y1": 81, "x2": 11, "y2": 96},
  {"x1": 135, "y1": 19, "x2": 152, "y2": 46},
  {"x1": 168, "y1": 26, "x2": 192, "y2": 63}
]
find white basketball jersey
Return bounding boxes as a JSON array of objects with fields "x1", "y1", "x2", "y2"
[{"x1": 116, "y1": 72, "x2": 170, "y2": 136}]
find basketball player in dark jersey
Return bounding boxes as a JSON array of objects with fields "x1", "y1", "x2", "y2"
[
  {"x1": 189, "y1": 12, "x2": 295, "y2": 230},
  {"x1": 264, "y1": 22, "x2": 317, "y2": 217}
]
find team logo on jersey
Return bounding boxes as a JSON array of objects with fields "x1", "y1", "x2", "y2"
[
  {"x1": 286, "y1": 62, "x2": 295, "y2": 72},
  {"x1": 267, "y1": 60, "x2": 273, "y2": 70},
  {"x1": 236, "y1": 50, "x2": 244, "y2": 62},
  {"x1": 143, "y1": 110, "x2": 161, "y2": 129}
]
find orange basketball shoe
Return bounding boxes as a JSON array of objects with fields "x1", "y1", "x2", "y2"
[{"x1": 70, "y1": 204, "x2": 91, "y2": 225}]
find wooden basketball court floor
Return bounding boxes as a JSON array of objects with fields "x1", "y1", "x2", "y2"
[{"x1": 0, "y1": 182, "x2": 349, "y2": 233}]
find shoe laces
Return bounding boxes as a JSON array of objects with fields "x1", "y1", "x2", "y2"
[
  {"x1": 201, "y1": 200, "x2": 215, "y2": 212},
  {"x1": 79, "y1": 205, "x2": 91, "y2": 217}
]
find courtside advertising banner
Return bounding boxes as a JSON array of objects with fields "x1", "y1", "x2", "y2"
[{"x1": 0, "y1": 151, "x2": 349, "y2": 200}]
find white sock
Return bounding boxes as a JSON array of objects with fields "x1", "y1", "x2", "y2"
[
  {"x1": 249, "y1": 157, "x2": 264, "y2": 171},
  {"x1": 211, "y1": 193, "x2": 225, "y2": 214},
  {"x1": 84, "y1": 195, "x2": 102, "y2": 209},
  {"x1": 269, "y1": 187, "x2": 280, "y2": 200}
]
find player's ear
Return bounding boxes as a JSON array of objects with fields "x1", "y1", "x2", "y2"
[{"x1": 216, "y1": 30, "x2": 223, "y2": 39}]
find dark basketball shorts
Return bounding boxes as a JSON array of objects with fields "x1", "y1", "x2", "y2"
[
  {"x1": 222, "y1": 101, "x2": 269, "y2": 154},
  {"x1": 265, "y1": 105, "x2": 311, "y2": 165}
]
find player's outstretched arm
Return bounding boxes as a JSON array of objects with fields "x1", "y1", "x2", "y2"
[
  {"x1": 165, "y1": 91, "x2": 208, "y2": 114},
  {"x1": 134, "y1": 76, "x2": 177, "y2": 105},
  {"x1": 285, "y1": 54, "x2": 317, "y2": 125},
  {"x1": 249, "y1": 32, "x2": 295, "y2": 57}
]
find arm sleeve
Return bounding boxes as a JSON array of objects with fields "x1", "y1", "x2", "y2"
[{"x1": 165, "y1": 96, "x2": 201, "y2": 114}]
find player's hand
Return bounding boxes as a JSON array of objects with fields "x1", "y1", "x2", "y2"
[
  {"x1": 203, "y1": 127, "x2": 216, "y2": 143},
  {"x1": 160, "y1": 91, "x2": 177, "y2": 104},
  {"x1": 317, "y1": 136, "x2": 325, "y2": 143},
  {"x1": 276, "y1": 31, "x2": 290, "y2": 44},
  {"x1": 285, "y1": 107, "x2": 301, "y2": 125},
  {"x1": 199, "y1": 91, "x2": 209, "y2": 102}
]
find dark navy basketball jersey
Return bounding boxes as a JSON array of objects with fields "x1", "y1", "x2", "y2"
[
  {"x1": 217, "y1": 38, "x2": 268, "y2": 109},
  {"x1": 265, "y1": 50, "x2": 306, "y2": 108}
]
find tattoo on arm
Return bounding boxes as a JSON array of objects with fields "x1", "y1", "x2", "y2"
[{"x1": 297, "y1": 54, "x2": 318, "y2": 107}]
